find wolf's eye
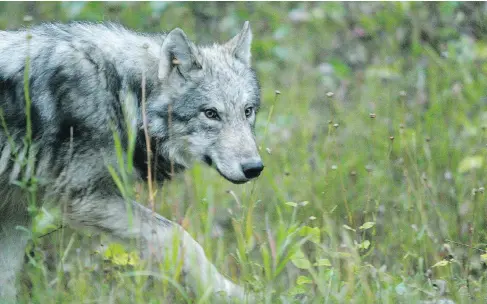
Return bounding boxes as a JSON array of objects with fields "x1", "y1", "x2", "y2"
[
  {"x1": 244, "y1": 107, "x2": 254, "y2": 118},
  {"x1": 204, "y1": 109, "x2": 219, "y2": 120}
]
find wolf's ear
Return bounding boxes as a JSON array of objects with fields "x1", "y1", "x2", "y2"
[
  {"x1": 158, "y1": 28, "x2": 202, "y2": 81},
  {"x1": 225, "y1": 21, "x2": 252, "y2": 67}
]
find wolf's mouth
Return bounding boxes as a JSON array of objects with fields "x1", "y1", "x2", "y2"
[
  {"x1": 203, "y1": 155, "x2": 213, "y2": 166},
  {"x1": 215, "y1": 166, "x2": 249, "y2": 184},
  {"x1": 203, "y1": 155, "x2": 249, "y2": 184},
  {"x1": 202, "y1": 155, "x2": 250, "y2": 184}
]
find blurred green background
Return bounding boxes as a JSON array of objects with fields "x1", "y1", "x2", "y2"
[{"x1": 2, "y1": 2, "x2": 487, "y2": 303}]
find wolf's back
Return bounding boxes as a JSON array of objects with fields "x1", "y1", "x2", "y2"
[{"x1": 0, "y1": 24, "x2": 151, "y2": 188}]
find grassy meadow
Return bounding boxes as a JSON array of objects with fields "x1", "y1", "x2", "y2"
[{"x1": 1, "y1": 2, "x2": 487, "y2": 303}]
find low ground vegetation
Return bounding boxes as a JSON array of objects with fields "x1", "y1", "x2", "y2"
[{"x1": 1, "y1": 2, "x2": 487, "y2": 303}]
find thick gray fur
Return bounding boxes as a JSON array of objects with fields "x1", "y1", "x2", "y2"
[{"x1": 0, "y1": 21, "x2": 262, "y2": 303}]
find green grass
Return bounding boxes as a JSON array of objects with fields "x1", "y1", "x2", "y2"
[{"x1": 2, "y1": 2, "x2": 487, "y2": 303}]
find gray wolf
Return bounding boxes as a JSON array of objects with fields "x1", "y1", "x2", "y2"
[{"x1": 0, "y1": 21, "x2": 263, "y2": 302}]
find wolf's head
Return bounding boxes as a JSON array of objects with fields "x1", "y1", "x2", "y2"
[{"x1": 147, "y1": 22, "x2": 263, "y2": 184}]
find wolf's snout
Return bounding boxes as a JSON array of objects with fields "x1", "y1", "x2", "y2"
[{"x1": 241, "y1": 161, "x2": 264, "y2": 179}]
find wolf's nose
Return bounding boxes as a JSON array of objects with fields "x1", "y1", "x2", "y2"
[{"x1": 241, "y1": 161, "x2": 264, "y2": 179}]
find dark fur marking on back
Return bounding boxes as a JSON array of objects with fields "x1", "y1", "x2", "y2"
[{"x1": 0, "y1": 73, "x2": 43, "y2": 139}]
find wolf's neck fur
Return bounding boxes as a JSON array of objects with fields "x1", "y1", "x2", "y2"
[
  {"x1": 133, "y1": 131, "x2": 186, "y2": 183},
  {"x1": 71, "y1": 25, "x2": 184, "y2": 182},
  {"x1": 69, "y1": 24, "x2": 188, "y2": 181}
]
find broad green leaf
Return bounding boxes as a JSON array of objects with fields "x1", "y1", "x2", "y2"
[
  {"x1": 358, "y1": 240, "x2": 370, "y2": 250},
  {"x1": 288, "y1": 285, "x2": 306, "y2": 296},
  {"x1": 292, "y1": 250, "x2": 311, "y2": 269},
  {"x1": 296, "y1": 275, "x2": 313, "y2": 285},
  {"x1": 314, "y1": 258, "x2": 331, "y2": 267},
  {"x1": 292, "y1": 257, "x2": 311, "y2": 270},
  {"x1": 431, "y1": 260, "x2": 450, "y2": 268},
  {"x1": 299, "y1": 226, "x2": 320, "y2": 244},
  {"x1": 481, "y1": 253, "x2": 487, "y2": 262},
  {"x1": 286, "y1": 201, "x2": 297, "y2": 207},
  {"x1": 359, "y1": 222, "x2": 375, "y2": 230},
  {"x1": 104, "y1": 243, "x2": 140, "y2": 266},
  {"x1": 33, "y1": 208, "x2": 58, "y2": 235},
  {"x1": 343, "y1": 224, "x2": 356, "y2": 232}
]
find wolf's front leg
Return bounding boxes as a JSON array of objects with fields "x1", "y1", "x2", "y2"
[
  {"x1": 0, "y1": 210, "x2": 31, "y2": 303},
  {"x1": 65, "y1": 195, "x2": 251, "y2": 302}
]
